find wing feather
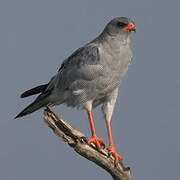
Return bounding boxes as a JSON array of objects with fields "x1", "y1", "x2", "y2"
[{"x1": 56, "y1": 44, "x2": 104, "y2": 90}]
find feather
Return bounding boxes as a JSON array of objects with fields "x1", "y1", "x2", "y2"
[
  {"x1": 20, "y1": 84, "x2": 48, "y2": 98},
  {"x1": 15, "y1": 91, "x2": 50, "y2": 119}
]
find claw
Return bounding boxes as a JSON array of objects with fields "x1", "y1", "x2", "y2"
[
  {"x1": 88, "y1": 135, "x2": 105, "y2": 151},
  {"x1": 79, "y1": 136, "x2": 88, "y2": 144},
  {"x1": 106, "y1": 145, "x2": 122, "y2": 165},
  {"x1": 107, "y1": 150, "x2": 113, "y2": 157}
]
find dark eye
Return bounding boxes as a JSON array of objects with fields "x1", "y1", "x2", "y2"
[{"x1": 117, "y1": 22, "x2": 127, "y2": 27}]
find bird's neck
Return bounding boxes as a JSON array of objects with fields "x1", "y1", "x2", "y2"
[{"x1": 98, "y1": 31, "x2": 131, "y2": 52}]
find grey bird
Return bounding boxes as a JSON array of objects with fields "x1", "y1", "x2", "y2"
[{"x1": 15, "y1": 17, "x2": 136, "y2": 164}]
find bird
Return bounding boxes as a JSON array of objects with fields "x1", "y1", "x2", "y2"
[{"x1": 15, "y1": 17, "x2": 136, "y2": 164}]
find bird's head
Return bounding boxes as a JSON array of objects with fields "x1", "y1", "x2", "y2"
[{"x1": 104, "y1": 17, "x2": 136, "y2": 37}]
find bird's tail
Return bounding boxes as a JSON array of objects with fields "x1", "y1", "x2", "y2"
[
  {"x1": 20, "y1": 84, "x2": 48, "y2": 98},
  {"x1": 15, "y1": 84, "x2": 51, "y2": 119}
]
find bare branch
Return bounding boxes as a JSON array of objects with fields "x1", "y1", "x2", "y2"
[{"x1": 44, "y1": 106, "x2": 132, "y2": 180}]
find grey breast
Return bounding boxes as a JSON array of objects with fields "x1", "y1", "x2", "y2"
[
  {"x1": 97, "y1": 38, "x2": 133, "y2": 96},
  {"x1": 48, "y1": 37, "x2": 132, "y2": 109}
]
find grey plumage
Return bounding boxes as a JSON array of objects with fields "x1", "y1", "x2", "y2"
[{"x1": 15, "y1": 17, "x2": 135, "y2": 119}]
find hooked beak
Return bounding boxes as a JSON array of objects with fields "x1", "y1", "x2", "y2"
[
  {"x1": 122, "y1": 21, "x2": 136, "y2": 32},
  {"x1": 130, "y1": 27, "x2": 136, "y2": 32}
]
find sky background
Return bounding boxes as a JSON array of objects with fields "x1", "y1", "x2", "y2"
[{"x1": 0, "y1": 0, "x2": 180, "y2": 179}]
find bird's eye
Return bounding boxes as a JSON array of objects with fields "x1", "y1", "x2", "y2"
[{"x1": 117, "y1": 22, "x2": 127, "y2": 27}]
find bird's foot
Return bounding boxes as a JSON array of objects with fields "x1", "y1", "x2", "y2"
[
  {"x1": 88, "y1": 135, "x2": 105, "y2": 151},
  {"x1": 106, "y1": 145, "x2": 122, "y2": 165}
]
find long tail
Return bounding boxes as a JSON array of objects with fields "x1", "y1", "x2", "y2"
[
  {"x1": 15, "y1": 84, "x2": 51, "y2": 119},
  {"x1": 20, "y1": 84, "x2": 48, "y2": 98},
  {"x1": 15, "y1": 93, "x2": 50, "y2": 119}
]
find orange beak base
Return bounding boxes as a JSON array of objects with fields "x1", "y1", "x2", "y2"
[{"x1": 122, "y1": 21, "x2": 136, "y2": 32}]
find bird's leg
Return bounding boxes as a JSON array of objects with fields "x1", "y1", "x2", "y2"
[
  {"x1": 87, "y1": 110, "x2": 105, "y2": 151},
  {"x1": 106, "y1": 121, "x2": 122, "y2": 164}
]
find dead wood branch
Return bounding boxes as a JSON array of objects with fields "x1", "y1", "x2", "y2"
[{"x1": 43, "y1": 106, "x2": 132, "y2": 180}]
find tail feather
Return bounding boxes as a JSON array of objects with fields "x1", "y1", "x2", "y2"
[
  {"x1": 20, "y1": 84, "x2": 48, "y2": 98},
  {"x1": 15, "y1": 93, "x2": 50, "y2": 119}
]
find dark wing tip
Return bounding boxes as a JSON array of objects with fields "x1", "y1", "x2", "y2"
[
  {"x1": 14, "y1": 113, "x2": 22, "y2": 119},
  {"x1": 20, "y1": 84, "x2": 48, "y2": 98},
  {"x1": 20, "y1": 92, "x2": 28, "y2": 98},
  {"x1": 14, "y1": 110, "x2": 28, "y2": 119}
]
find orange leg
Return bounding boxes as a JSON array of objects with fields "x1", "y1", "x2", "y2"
[
  {"x1": 87, "y1": 110, "x2": 105, "y2": 151},
  {"x1": 106, "y1": 121, "x2": 122, "y2": 164}
]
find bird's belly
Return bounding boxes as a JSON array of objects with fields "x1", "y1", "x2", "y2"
[{"x1": 54, "y1": 50, "x2": 132, "y2": 109}]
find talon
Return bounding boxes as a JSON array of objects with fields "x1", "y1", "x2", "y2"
[
  {"x1": 79, "y1": 136, "x2": 88, "y2": 143},
  {"x1": 108, "y1": 151, "x2": 113, "y2": 157},
  {"x1": 106, "y1": 145, "x2": 122, "y2": 165},
  {"x1": 88, "y1": 135, "x2": 105, "y2": 151},
  {"x1": 101, "y1": 143, "x2": 105, "y2": 149},
  {"x1": 105, "y1": 147, "x2": 113, "y2": 157}
]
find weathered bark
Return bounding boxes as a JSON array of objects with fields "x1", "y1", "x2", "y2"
[{"x1": 44, "y1": 106, "x2": 132, "y2": 180}]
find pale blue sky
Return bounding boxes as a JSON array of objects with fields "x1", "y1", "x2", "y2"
[{"x1": 0, "y1": 0, "x2": 180, "y2": 179}]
